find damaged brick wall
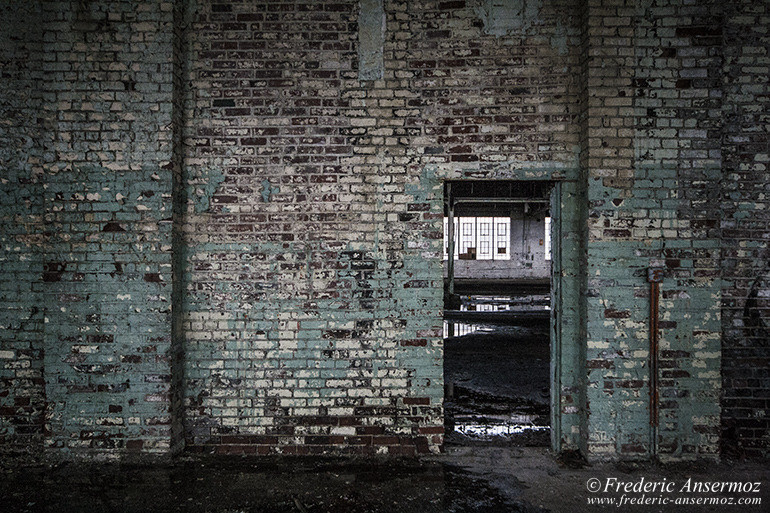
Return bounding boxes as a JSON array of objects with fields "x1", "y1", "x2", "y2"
[
  {"x1": 1, "y1": 0, "x2": 768, "y2": 461},
  {"x1": 1, "y1": 0, "x2": 176, "y2": 457},
  {"x1": 584, "y1": 0, "x2": 724, "y2": 461},
  {"x1": 0, "y1": 1, "x2": 46, "y2": 458},
  {"x1": 402, "y1": 0, "x2": 586, "y2": 453},
  {"x1": 179, "y1": 0, "x2": 582, "y2": 455},
  {"x1": 180, "y1": 0, "x2": 443, "y2": 456},
  {"x1": 582, "y1": 0, "x2": 768, "y2": 461},
  {"x1": 42, "y1": 0, "x2": 176, "y2": 455},
  {"x1": 721, "y1": 0, "x2": 770, "y2": 459}
]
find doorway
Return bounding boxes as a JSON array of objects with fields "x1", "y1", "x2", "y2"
[{"x1": 442, "y1": 180, "x2": 556, "y2": 447}]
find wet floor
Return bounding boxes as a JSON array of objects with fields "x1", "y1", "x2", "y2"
[
  {"x1": 0, "y1": 457, "x2": 543, "y2": 513},
  {"x1": 4, "y1": 448, "x2": 769, "y2": 513},
  {"x1": 444, "y1": 294, "x2": 551, "y2": 447}
]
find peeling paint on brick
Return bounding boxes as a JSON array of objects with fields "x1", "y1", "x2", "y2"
[
  {"x1": 1, "y1": 0, "x2": 768, "y2": 462},
  {"x1": 358, "y1": 0, "x2": 385, "y2": 81}
]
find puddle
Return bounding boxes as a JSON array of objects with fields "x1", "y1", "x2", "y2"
[
  {"x1": 443, "y1": 294, "x2": 551, "y2": 447},
  {"x1": 444, "y1": 320, "x2": 494, "y2": 337},
  {"x1": 458, "y1": 295, "x2": 550, "y2": 313},
  {"x1": 444, "y1": 295, "x2": 550, "y2": 338},
  {"x1": 445, "y1": 386, "x2": 551, "y2": 447},
  {"x1": 454, "y1": 423, "x2": 550, "y2": 438},
  {"x1": 454, "y1": 413, "x2": 550, "y2": 438}
]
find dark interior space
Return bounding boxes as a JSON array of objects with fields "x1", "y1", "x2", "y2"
[{"x1": 443, "y1": 299, "x2": 551, "y2": 447}]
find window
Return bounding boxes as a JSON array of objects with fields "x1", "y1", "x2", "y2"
[
  {"x1": 495, "y1": 220, "x2": 508, "y2": 256},
  {"x1": 544, "y1": 217, "x2": 551, "y2": 261},
  {"x1": 460, "y1": 220, "x2": 475, "y2": 256},
  {"x1": 444, "y1": 217, "x2": 511, "y2": 261},
  {"x1": 477, "y1": 218, "x2": 492, "y2": 259}
]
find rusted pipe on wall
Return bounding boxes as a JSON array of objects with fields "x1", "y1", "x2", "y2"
[{"x1": 648, "y1": 267, "x2": 663, "y2": 455}]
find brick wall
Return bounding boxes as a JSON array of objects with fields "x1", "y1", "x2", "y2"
[
  {"x1": 1, "y1": 0, "x2": 768, "y2": 461},
  {"x1": 1, "y1": 0, "x2": 176, "y2": 458},
  {"x1": 721, "y1": 0, "x2": 770, "y2": 459},
  {"x1": 583, "y1": 0, "x2": 724, "y2": 461},
  {"x1": 178, "y1": 0, "x2": 581, "y2": 455},
  {"x1": 0, "y1": 0, "x2": 46, "y2": 458},
  {"x1": 42, "y1": 0, "x2": 176, "y2": 456}
]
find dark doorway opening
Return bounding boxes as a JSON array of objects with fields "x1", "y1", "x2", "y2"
[{"x1": 443, "y1": 181, "x2": 553, "y2": 447}]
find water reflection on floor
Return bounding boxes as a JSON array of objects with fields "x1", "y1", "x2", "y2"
[
  {"x1": 454, "y1": 415, "x2": 550, "y2": 438},
  {"x1": 444, "y1": 321, "x2": 493, "y2": 337},
  {"x1": 443, "y1": 294, "x2": 550, "y2": 338},
  {"x1": 444, "y1": 294, "x2": 551, "y2": 446}
]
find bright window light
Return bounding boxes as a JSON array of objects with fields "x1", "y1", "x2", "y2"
[{"x1": 444, "y1": 217, "x2": 511, "y2": 261}]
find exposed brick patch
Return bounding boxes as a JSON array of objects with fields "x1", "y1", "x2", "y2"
[{"x1": 1, "y1": 0, "x2": 175, "y2": 458}]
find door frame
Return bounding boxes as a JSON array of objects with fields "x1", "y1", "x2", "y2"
[{"x1": 441, "y1": 179, "x2": 564, "y2": 451}]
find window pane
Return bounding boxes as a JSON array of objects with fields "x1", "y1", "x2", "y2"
[{"x1": 493, "y1": 217, "x2": 510, "y2": 260}]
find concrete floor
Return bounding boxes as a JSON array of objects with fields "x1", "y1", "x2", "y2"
[
  {"x1": 0, "y1": 452, "x2": 530, "y2": 513},
  {"x1": 441, "y1": 446, "x2": 770, "y2": 513},
  {"x1": 2, "y1": 448, "x2": 768, "y2": 512}
]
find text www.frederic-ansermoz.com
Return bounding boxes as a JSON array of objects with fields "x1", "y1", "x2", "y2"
[{"x1": 585, "y1": 477, "x2": 762, "y2": 508}]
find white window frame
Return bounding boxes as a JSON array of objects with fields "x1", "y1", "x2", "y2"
[{"x1": 444, "y1": 216, "x2": 511, "y2": 261}]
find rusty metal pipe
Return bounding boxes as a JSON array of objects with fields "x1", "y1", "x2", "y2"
[
  {"x1": 649, "y1": 280, "x2": 659, "y2": 428},
  {"x1": 648, "y1": 267, "x2": 663, "y2": 457}
]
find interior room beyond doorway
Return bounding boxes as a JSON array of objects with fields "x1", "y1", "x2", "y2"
[{"x1": 443, "y1": 180, "x2": 553, "y2": 447}]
